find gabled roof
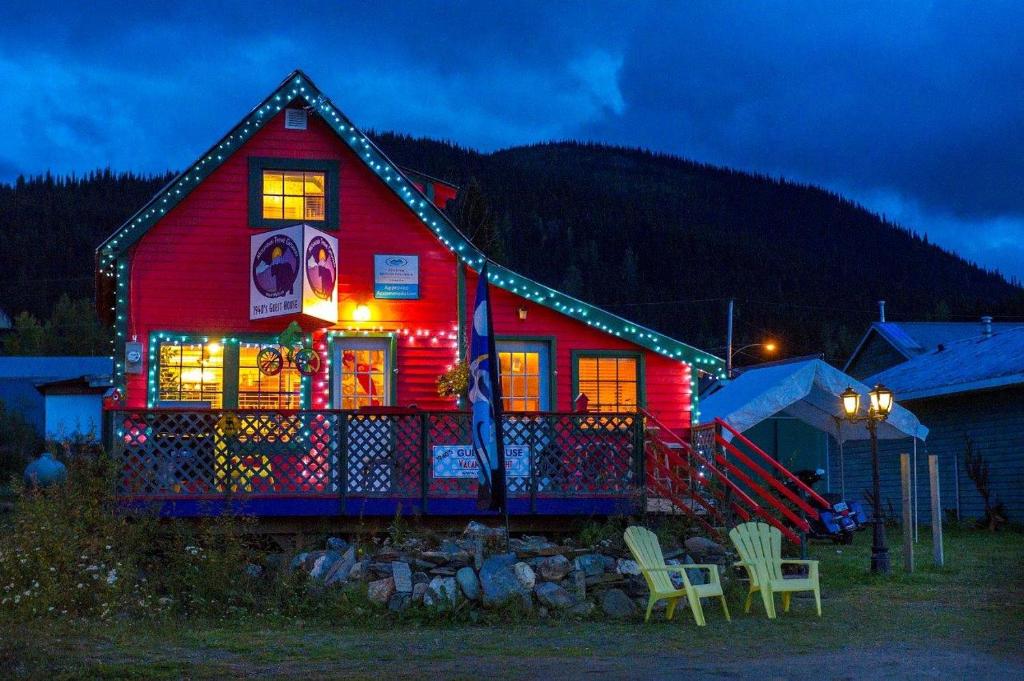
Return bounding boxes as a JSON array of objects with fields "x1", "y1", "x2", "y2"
[
  {"x1": 866, "y1": 326, "x2": 1024, "y2": 401},
  {"x1": 844, "y1": 320, "x2": 1021, "y2": 371},
  {"x1": 96, "y1": 70, "x2": 723, "y2": 373}
]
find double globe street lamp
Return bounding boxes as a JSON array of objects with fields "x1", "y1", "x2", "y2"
[{"x1": 840, "y1": 384, "x2": 895, "y2": 575}]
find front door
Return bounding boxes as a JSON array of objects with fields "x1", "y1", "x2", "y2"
[
  {"x1": 496, "y1": 340, "x2": 551, "y2": 412},
  {"x1": 332, "y1": 338, "x2": 394, "y2": 493}
]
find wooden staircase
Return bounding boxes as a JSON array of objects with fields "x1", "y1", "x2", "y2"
[{"x1": 642, "y1": 410, "x2": 831, "y2": 544}]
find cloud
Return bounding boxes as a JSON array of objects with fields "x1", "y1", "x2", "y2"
[{"x1": 0, "y1": 1, "x2": 1020, "y2": 282}]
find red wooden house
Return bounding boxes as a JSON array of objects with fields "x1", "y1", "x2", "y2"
[{"x1": 97, "y1": 71, "x2": 726, "y2": 519}]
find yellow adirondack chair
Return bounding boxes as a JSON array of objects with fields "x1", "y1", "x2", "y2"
[
  {"x1": 623, "y1": 526, "x2": 731, "y2": 626},
  {"x1": 728, "y1": 522, "x2": 821, "y2": 618}
]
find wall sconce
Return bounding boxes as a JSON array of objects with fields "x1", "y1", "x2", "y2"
[
  {"x1": 517, "y1": 306, "x2": 528, "y2": 321},
  {"x1": 354, "y1": 304, "x2": 371, "y2": 322}
]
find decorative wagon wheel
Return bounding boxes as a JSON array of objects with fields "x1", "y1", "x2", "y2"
[
  {"x1": 292, "y1": 348, "x2": 321, "y2": 376},
  {"x1": 256, "y1": 347, "x2": 283, "y2": 376}
]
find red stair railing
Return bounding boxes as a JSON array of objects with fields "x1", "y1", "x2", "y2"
[{"x1": 642, "y1": 411, "x2": 834, "y2": 544}]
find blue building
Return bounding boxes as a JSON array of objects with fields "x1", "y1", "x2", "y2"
[
  {"x1": 839, "y1": 319, "x2": 1024, "y2": 525},
  {"x1": 0, "y1": 357, "x2": 112, "y2": 439}
]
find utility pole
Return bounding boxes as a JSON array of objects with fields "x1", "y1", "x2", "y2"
[{"x1": 726, "y1": 298, "x2": 734, "y2": 378}]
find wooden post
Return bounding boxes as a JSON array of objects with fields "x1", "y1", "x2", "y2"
[
  {"x1": 900, "y1": 453, "x2": 914, "y2": 572},
  {"x1": 929, "y1": 455, "x2": 944, "y2": 566}
]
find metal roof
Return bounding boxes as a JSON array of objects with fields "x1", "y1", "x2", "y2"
[
  {"x1": 865, "y1": 326, "x2": 1024, "y2": 400},
  {"x1": 844, "y1": 320, "x2": 1021, "y2": 370}
]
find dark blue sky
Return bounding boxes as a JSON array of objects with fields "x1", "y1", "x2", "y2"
[{"x1": 2, "y1": 1, "x2": 1022, "y2": 280}]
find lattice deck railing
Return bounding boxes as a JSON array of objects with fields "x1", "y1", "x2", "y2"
[{"x1": 110, "y1": 409, "x2": 644, "y2": 511}]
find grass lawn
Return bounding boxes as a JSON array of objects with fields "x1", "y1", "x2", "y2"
[{"x1": 2, "y1": 525, "x2": 1022, "y2": 680}]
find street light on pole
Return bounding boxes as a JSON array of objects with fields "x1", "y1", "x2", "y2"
[
  {"x1": 725, "y1": 342, "x2": 778, "y2": 377},
  {"x1": 840, "y1": 384, "x2": 895, "y2": 575}
]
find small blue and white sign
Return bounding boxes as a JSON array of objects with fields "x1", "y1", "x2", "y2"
[
  {"x1": 432, "y1": 444, "x2": 529, "y2": 479},
  {"x1": 374, "y1": 254, "x2": 419, "y2": 299}
]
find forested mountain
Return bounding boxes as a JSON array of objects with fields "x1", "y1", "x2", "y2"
[
  {"x1": 2, "y1": 142, "x2": 1022, "y2": 362},
  {"x1": 374, "y1": 134, "x2": 1024, "y2": 361}
]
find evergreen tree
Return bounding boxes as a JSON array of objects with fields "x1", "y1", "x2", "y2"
[{"x1": 3, "y1": 312, "x2": 45, "y2": 355}]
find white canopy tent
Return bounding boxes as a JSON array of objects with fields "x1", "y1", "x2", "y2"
[
  {"x1": 700, "y1": 359, "x2": 928, "y2": 443},
  {"x1": 700, "y1": 359, "x2": 928, "y2": 536}
]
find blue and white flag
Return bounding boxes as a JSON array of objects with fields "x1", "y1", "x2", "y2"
[{"x1": 469, "y1": 262, "x2": 506, "y2": 512}]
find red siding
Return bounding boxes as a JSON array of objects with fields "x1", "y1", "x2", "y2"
[
  {"x1": 123, "y1": 106, "x2": 691, "y2": 428},
  {"x1": 466, "y1": 271, "x2": 692, "y2": 430},
  {"x1": 126, "y1": 109, "x2": 459, "y2": 410}
]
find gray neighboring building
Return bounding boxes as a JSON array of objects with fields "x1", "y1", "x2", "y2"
[{"x1": 837, "y1": 321, "x2": 1024, "y2": 524}]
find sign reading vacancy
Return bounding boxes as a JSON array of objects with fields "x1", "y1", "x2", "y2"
[
  {"x1": 432, "y1": 444, "x2": 530, "y2": 479},
  {"x1": 251, "y1": 225, "x2": 338, "y2": 322},
  {"x1": 374, "y1": 254, "x2": 419, "y2": 299}
]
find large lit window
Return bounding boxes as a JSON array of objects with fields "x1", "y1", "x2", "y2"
[
  {"x1": 237, "y1": 344, "x2": 302, "y2": 409},
  {"x1": 575, "y1": 354, "x2": 640, "y2": 412},
  {"x1": 261, "y1": 171, "x2": 325, "y2": 221},
  {"x1": 158, "y1": 341, "x2": 224, "y2": 408},
  {"x1": 248, "y1": 157, "x2": 339, "y2": 229},
  {"x1": 499, "y1": 350, "x2": 542, "y2": 412}
]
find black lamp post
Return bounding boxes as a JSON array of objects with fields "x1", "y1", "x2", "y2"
[{"x1": 840, "y1": 384, "x2": 895, "y2": 575}]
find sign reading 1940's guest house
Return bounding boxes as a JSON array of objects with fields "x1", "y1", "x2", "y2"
[
  {"x1": 250, "y1": 224, "x2": 338, "y2": 322},
  {"x1": 374, "y1": 254, "x2": 419, "y2": 299}
]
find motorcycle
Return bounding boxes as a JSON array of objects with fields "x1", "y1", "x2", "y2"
[{"x1": 792, "y1": 469, "x2": 868, "y2": 544}]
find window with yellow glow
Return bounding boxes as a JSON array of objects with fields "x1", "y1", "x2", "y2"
[
  {"x1": 237, "y1": 344, "x2": 302, "y2": 409},
  {"x1": 338, "y1": 347, "x2": 387, "y2": 409},
  {"x1": 576, "y1": 356, "x2": 638, "y2": 412},
  {"x1": 158, "y1": 342, "x2": 224, "y2": 408},
  {"x1": 261, "y1": 170, "x2": 325, "y2": 221},
  {"x1": 499, "y1": 351, "x2": 542, "y2": 411}
]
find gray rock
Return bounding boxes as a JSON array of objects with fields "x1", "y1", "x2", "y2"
[
  {"x1": 568, "y1": 600, "x2": 596, "y2": 617},
  {"x1": 685, "y1": 536, "x2": 726, "y2": 559},
  {"x1": 388, "y1": 593, "x2": 411, "y2": 612},
  {"x1": 323, "y1": 547, "x2": 357, "y2": 586},
  {"x1": 573, "y1": 554, "x2": 606, "y2": 577},
  {"x1": 600, "y1": 588, "x2": 637, "y2": 619},
  {"x1": 289, "y1": 552, "x2": 310, "y2": 571},
  {"x1": 456, "y1": 566, "x2": 481, "y2": 601},
  {"x1": 309, "y1": 550, "x2": 343, "y2": 580},
  {"x1": 537, "y1": 554, "x2": 572, "y2": 581},
  {"x1": 412, "y1": 582, "x2": 428, "y2": 602},
  {"x1": 534, "y1": 582, "x2": 575, "y2": 610},
  {"x1": 413, "y1": 571, "x2": 430, "y2": 585},
  {"x1": 367, "y1": 577, "x2": 395, "y2": 605},
  {"x1": 464, "y1": 520, "x2": 506, "y2": 542},
  {"x1": 326, "y1": 537, "x2": 349, "y2": 552},
  {"x1": 424, "y1": 576, "x2": 459, "y2": 609},
  {"x1": 479, "y1": 553, "x2": 530, "y2": 606},
  {"x1": 570, "y1": 570, "x2": 587, "y2": 600},
  {"x1": 616, "y1": 559, "x2": 641, "y2": 576},
  {"x1": 683, "y1": 554, "x2": 706, "y2": 586},
  {"x1": 513, "y1": 562, "x2": 536, "y2": 590},
  {"x1": 349, "y1": 559, "x2": 370, "y2": 582},
  {"x1": 392, "y1": 561, "x2": 413, "y2": 594}
]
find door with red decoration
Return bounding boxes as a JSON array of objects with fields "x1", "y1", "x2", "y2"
[{"x1": 332, "y1": 339, "x2": 394, "y2": 493}]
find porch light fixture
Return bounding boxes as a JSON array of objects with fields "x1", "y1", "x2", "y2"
[
  {"x1": 517, "y1": 306, "x2": 528, "y2": 321},
  {"x1": 354, "y1": 304, "x2": 371, "y2": 322},
  {"x1": 869, "y1": 384, "x2": 894, "y2": 418},
  {"x1": 840, "y1": 386, "x2": 860, "y2": 418},
  {"x1": 839, "y1": 382, "x2": 896, "y2": 575}
]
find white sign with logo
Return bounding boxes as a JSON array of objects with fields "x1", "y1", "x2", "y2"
[
  {"x1": 374, "y1": 254, "x2": 419, "y2": 299},
  {"x1": 250, "y1": 224, "x2": 338, "y2": 322},
  {"x1": 250, "y1": 225, "x2": 302, "y2": 320},
  {"x1": 432, "y1": 444, "x2": 530, "y2": 479}
]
